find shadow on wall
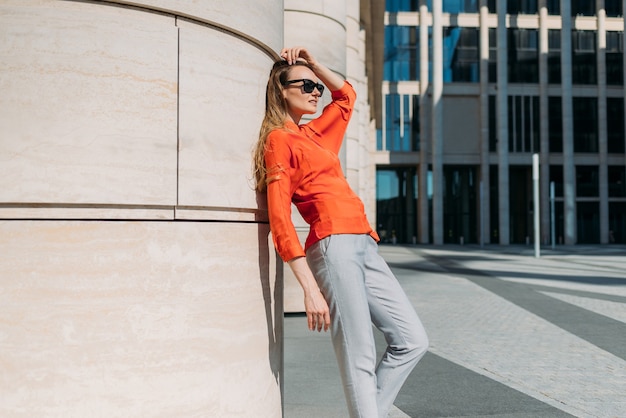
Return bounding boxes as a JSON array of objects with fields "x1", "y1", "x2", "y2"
[{"x1": 257, "y1": 191, "x2": 283, "y2": 385}]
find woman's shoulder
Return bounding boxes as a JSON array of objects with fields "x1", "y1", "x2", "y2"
[
  {"x1": 268, "y1": 126, "x2": 293, "y2": 143},
  {"x1": 266, "y1": 127, "x2": 302, "y2": 155},
  {"x1": 268, "y1": 125, "x2": 305, "y2": 143}
]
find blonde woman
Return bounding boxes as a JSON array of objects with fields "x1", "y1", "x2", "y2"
[{"x1": 253, "y1": 47, "x2": 428, "y2": 418}]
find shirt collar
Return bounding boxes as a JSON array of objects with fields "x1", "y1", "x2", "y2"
[{"x1": 284, "y1": 120, "x2": 300, "y2": 130}]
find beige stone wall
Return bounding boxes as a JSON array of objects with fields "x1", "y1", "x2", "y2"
[
  {"x1": 0, "y1": 0, "x2": 283, "y2": 416},
  {"x1": 1, "y1": 221, "x2": 281, "y2": 417}
]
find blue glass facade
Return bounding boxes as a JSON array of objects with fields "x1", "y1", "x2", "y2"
[
  {"x1": 386, "y1": 0, "x2": 624, "y2": 16},
  {"x1": 384, "y1": 27, "x2": 479, "y2": 82},
  {"x1": 384, "y1": 94, "x2": 420, "y2": 152},
  {"x1": 386, "y1": 0, "x2": 478, "y2": 13},
  {"x1": 384, "y1": 26, "x2": 420, "y2": 81},
  {"x1": 379, "y1": 1, "x2": 626, "y2": 244}
]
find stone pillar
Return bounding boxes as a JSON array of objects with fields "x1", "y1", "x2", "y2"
[
  {"x1": 418, "y1": 0, "x2": 430, "y2": 244},
  {"x1": 561, "y1": 0, "x2": 577, "y2": 244},
  {"x1": 479, "y1": 0, "x2": 491, "y2": 245},
  {"x1": 0, "y1": 1, "x2": 283, "y2": 416},
  {"x1": 431, "y1": 0, "x2": 444, "y2": 245},
  {"x1": 346, "y1": 0, "x2": 373, "y2": 219},
  {"x1": 539, "y1": 0, "x2": 551, "y2": 245},
  {"x1": 497, "y1": 0, "x2": 510, "y2": 244},
  {"x1": 597, "y1": 1, "x2": 609, "y2": 244}
]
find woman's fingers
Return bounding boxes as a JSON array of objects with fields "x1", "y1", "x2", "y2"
[
  {"x1": 280, "y1": 48, "x2": 298, "y2": 65},
  {"x1": 303, "y1": 286, "x2": 329, "y2": 332},
  {"x1": 308, "y1": 310, "x2": 330, "y2": 332},
  {"x1": 279, "y1": 46, "x2": 312, "y2": 65},
  {"x1": 308, "y1": 313, "x2": 323, "y2": 332},
  {"x1": 306, "y1": 307, "x2": 329, "y2": 332}
]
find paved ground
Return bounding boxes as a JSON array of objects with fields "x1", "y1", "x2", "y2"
[{"x1": 284, "y1": 244, "x2": 626, "y2": 418}]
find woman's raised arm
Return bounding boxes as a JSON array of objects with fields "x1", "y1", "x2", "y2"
[{"x1": 280, "y1": 46, "x2": 345, "y2": 92}]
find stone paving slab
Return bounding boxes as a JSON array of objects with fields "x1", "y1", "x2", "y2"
[{"x1": 284, "y1": 244, "x2": 626, "y2": 418}]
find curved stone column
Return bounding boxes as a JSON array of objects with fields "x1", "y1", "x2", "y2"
[{"x1": 0, "y1": 0, "x2": 283, "y2": 416}]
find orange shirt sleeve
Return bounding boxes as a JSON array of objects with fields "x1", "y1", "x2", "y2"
[
  {"x1": 302, "y1": 81, "x2": 356, "y2": 154},
  {"x1": 264, "y1": 130, "x2": 306, "y2": 262}
]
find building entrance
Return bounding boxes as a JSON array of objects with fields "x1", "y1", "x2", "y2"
[
  {"x1": 375, "y1": 167, "x2": 418, "y2": 244},
  {"x1": 443, "y1": 166, "x2": 477, "y2": 244}
]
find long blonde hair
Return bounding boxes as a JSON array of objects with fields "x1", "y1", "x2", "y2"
[{"x1": 253, "y1": 60, "x2": 313, "y2": 192}]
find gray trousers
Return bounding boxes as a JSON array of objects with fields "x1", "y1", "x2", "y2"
[{"x1": 306, "y1": 234, "x2": 429, "y2": 418}]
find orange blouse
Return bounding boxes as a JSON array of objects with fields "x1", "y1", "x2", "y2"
[{"x1": 264, "y1": 81, "x2": 379, "y2": 262}]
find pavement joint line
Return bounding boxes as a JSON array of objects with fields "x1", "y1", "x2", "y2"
[
  {"x1": 379, "y1": 245, "x2": 626, "y2": 418},
  {"x1": 538, "y1": 291, "x2": 626, "y2": 324}
]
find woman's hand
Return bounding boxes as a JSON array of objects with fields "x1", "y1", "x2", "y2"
[
  {"x1": 304, "y1": 288, "x2": 331, "y2": 332},
  {"x1": 287, "y1": 256, "x2": 331, "y2": 332},
  {"x1": 280, "y1": 46, "x2": 317, "y2": 67}
]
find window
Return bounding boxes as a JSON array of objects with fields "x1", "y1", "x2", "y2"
[
  {"x1": 443, "y1": 0, "x2": 479, "y2": 13},
  {"x1": 609, "y1": 203, "x2": 626, "y2": 243},
  {"x1": 508, "y1": 29, "x2": 539, "y2": 83},
  {"x1": 576, "y1": 166, "x2": 599, "y2": 197},
  {"x1": 572, "y1": 31, "x2": 597, "y2": 84},
  {"x1": 488, "y1": 28, "x2": 497, "y2": 83},
  {"x1": 578, "y1": 202, "x2": 600, "y2": 243},
  {"x1": 606, "y1": 32, "x2": 624, "y2": 86},
  {"x1": 548, "y1": 30, "x2": 561, "y2": 84},
  {"x1": 548, "y1": 97, "x2": 562, "y2": 153},
  {"x1": 573, "y1": 97, "x2": 598, "y2": 153},
  {"x1": 386, "y1": 0, "x2": 419, "y2": 12},
  {"x1": 489, "y1": 95, "x2": 497, "y2": 152},
  {"x1": 489, "y1": 165, "x2": 499, "y2": 242},
  {"x1": 384, "y1": 26, "x2": 419, "y2": 82},
  {"x1": 605, "y1": 0, "x2": 623, "y2": 17},
  {"x1": 572, "y1": 0, "x2": 596, "y2": 16},
  {"x1": 443, "y1": 166, "x2": 477, "y2": 244},
  {"x1": 547, "y1": 0, "x2": 560, "y2": 15},
  {"x1": 609, "y1": 166, "x2": 626, "y2": 198},
  {"x1": 444, "y1": 27, "x2": 479, "y2": 82},
  {"x1": 550, "y1": 165, "x2": 563, "y2": 197},
  {"x1": 376, "y1": 167, "x2": 420, "y2": 244},
  {"x1": 384, "y1": 94, "x2": 420, "y2": 152},
  {"x1": 508, "y1": 96, "x2": 539, "y2": 153},
  {"x1": 608, "y1": 98, "x2": 625, "y2": 153},
  {"x1": 386, "y1": 0, "x2": 479, "y2": 13},
  {"x1": 508, "y1": 0, "x2": 538, "y2": 14}
]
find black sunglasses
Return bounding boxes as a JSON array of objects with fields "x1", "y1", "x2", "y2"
[{"x1": 283, "y1": 79, "x2": 325, "y2": 95}]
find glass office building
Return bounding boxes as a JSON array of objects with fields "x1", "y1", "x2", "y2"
[{"x1": 376, "y1": 0, "x2": 625, "y2": 245}]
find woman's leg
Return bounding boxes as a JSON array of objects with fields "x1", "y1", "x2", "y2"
[
  {"x1": 363, "y1": 237, "x2": 429, "y2": 417},
  {"x1": 307, "y1": 235, "x2": 379, "y2": 418}
]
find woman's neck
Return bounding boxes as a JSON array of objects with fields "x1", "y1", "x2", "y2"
[{"x1": 285, "y1": 111, "x2": 301, "y2": 125}]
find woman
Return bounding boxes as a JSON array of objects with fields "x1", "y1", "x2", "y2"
[{"x1": 253, "y1": 47, "x2": 428, "y2": 418}]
